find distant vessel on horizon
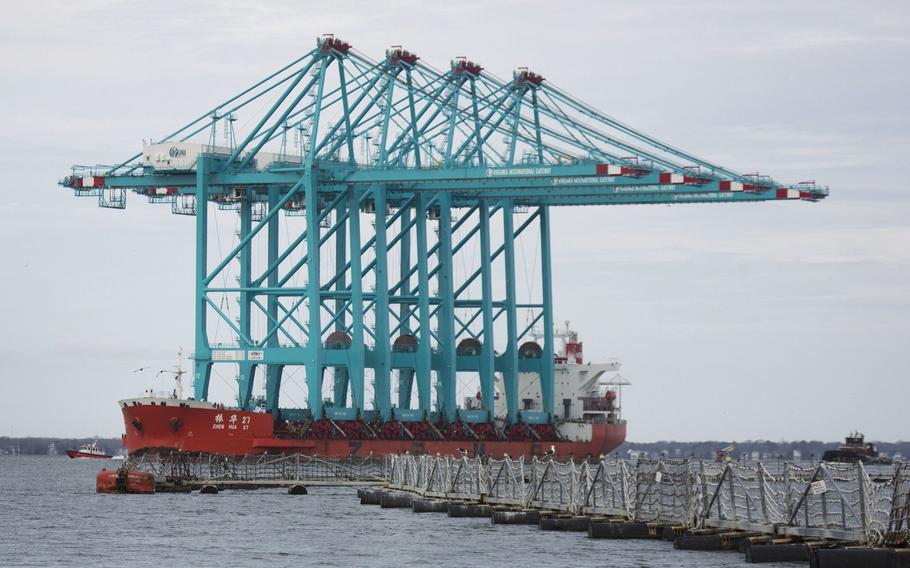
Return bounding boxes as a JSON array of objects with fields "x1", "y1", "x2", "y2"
[
  {"x1": 66, "y1": 442, "x2": 111, "y2": 460},
  {"x1": 822, "y1": 432, "x2": 892, "y2": 465}
]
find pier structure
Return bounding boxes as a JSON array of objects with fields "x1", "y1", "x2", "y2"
[{"x1": 60, "y1": 35, "x2": 826, "y2": 428}]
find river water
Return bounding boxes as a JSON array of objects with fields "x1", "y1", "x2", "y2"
[{"x1": 0, "y1": 456, "x2": 802, "y2": 567}]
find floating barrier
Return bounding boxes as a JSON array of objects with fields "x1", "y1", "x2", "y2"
[
  {"x1": 588, "y1": 521, "x2": 651, "y2": 539},
  {"x1": 343, "y1": 453, "x2": 910, "y2": 566},
  {"x1": 385, "y1": 453, "x2": 910, "y2": 549},
  {"x1": 412, "y1": 499, "x2": 450, "y2": 513},
  {"x1": 96, "y1": 468, "x2": 155, "y2": 494},
  {"x1": 660, "y1": 525, "x2": 687, "y2": 541},
  {"x1": 675, "y1": 531, "x2": 761, "y2": 551},
  {"x1": 357, "y1": 488, "x2": 382, "y2": 505},
  {"x1": 448, "y1": 503, "x2": 492, "y2": 518},
  {"x1": 492, "y1": 510, "x2": 541, "y2": 525},
  {"x1": 379, "y1": 491, "x2": 412, "y2": 508},
  {"x1": 539, "y1": 516, "x2": 591, "y2": 531},
  {"x1": 814, "y1": 548, "x2": 910, "y2": 568},
  {"x1": 114, "y1": 451, "x2": 910, "y2": 564},
  {"x1": 745, "y1": 542, "x2": 810, "y2": 563},
  {"x1": 738, "y1": 535, "x2": 777, "y2": 552}
]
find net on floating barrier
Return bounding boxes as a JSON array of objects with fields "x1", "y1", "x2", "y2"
[
  {"x1": 124, "y1": 453, "x2": 385, "y2": 482},
  {"x1": 124, "y1": 452, "x2": 906, "y2": 544},
  {"x1": 881, "y1": 463, "x2": 910, "y2": 546},
  {"x1": 383, "y1": 454, "x2": 906, "y2": 544},
  {"x1": 699, "y1": 461, "x2": 786, "y2": 529},
  {"x1": 582, "y1": 457, "x2": 633, "y2": 517}
]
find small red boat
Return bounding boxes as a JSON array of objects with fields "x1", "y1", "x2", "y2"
[{"x1": 66, "y1": 442, "x2": 112, "y2": 459}]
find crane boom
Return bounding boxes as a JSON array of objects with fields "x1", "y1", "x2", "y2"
[{"x1": 58, "y1": 36, "x2": 827, "y2": 426}]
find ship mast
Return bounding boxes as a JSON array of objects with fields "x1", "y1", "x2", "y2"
[
  {"x1": 175, "y1": 348, "x2": 185, "y2": 399},
  {"x1": 531, "y1": 320, "x2": 574, "y2": 358},
  {"x1": 156, "y1": 348, "x2": 186, "y2": 399}
]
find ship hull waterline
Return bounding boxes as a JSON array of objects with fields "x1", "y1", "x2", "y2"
[{"x1": 121, "y1": 403, "x2": 626, "y2": 460}]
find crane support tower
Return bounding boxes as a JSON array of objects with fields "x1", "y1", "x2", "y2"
[{"x1": 60, "y1": 35, "x2": 827, "y2": 429}]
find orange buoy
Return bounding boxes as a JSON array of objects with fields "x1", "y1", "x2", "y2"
[{"x1": 96, "y1": 468, "x2": 155, "y2": 494}]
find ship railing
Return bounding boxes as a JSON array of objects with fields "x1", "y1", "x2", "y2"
[{"x1": 581, "y1": 398, "x2": 614, "y2": 412}]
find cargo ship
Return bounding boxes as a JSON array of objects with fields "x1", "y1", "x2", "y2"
[{"x1": 120, "y1": 328, "x2": 628, "y2": 459}]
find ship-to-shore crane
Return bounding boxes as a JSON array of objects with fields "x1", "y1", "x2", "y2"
[{"x1": 60, "y1": 35, "x2": 827, "y2": 427}]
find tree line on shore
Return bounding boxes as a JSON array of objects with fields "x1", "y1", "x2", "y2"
[
  {"x1": 1, "y1": 437, "x2": 122, "y2": 455},
  {"x1": 618, "y1": 439, "x2": 908, "y2": 461},
  {"x1": 3, "y1": 436, "x2": 907, "y2": 460}
]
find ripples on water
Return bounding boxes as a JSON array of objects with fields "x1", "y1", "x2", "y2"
[{"x1": 0, "y1": 456, "x2": 803, "y2": 567}]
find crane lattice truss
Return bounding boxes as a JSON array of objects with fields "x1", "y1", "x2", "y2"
[{"x1": 60, "y1": 36, "x2": 827, "y2": 425}]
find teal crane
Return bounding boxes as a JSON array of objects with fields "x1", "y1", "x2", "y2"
[{"x1": 60, "y1": 35, "x2": 827, "y2": 427}]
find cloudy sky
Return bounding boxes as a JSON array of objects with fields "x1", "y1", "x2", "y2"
[{"x1": 1, "y1": 0, "x2": 907, "y2": 442}]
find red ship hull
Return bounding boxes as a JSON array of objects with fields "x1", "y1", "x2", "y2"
[
  {"x1": 121, "y1": 403, "x2": 626, "y2": 460},
  {"x1": 66, "y1": 450, "x2": 112, "y2": 459}
]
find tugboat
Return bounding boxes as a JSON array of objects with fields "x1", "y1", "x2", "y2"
[
  {"x1": 822, "y1": 432, "x2": 892, "y2": 465},
  {"x1": 66, "y1": 442, "x2": 112, "y2": 460}
]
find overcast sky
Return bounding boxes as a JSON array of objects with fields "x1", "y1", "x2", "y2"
[{"x1": 1, "y1": 0, "x2": 907, "y2": 442}]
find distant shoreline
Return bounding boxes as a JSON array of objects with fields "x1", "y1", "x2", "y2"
[
  {"x1": 3, "y1": 436, "x2": 907, "y2": 460},
  {"x1": 2, "y1": 437, "x2": 122, "y2": 456}
]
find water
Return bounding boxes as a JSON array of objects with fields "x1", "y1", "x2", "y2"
[{"x1": 1, "y1": 456, "x2": 802, "y2": 567}]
